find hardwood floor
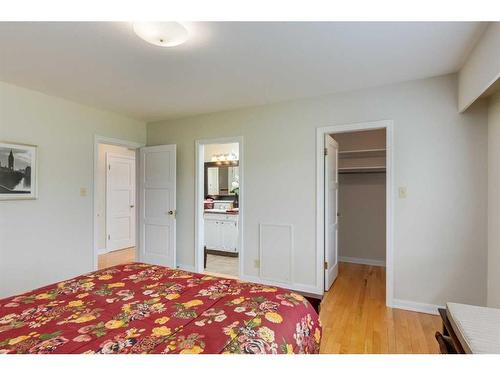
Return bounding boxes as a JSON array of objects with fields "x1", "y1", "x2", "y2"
[
  {"x1": 319, "y1": 262, "x2": 442, "y2": 354},
  {"x1": 98, "y1": 247, "x2": 136, "y2": 270}
]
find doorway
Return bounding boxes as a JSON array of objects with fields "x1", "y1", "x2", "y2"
[
  {"x1": 93, "y1": 136, "x2": 144, "y2": 270},
  {"x1": 317, "y1": 121, "x2": 393, "y2": 306},
  {"x1": 333, "y1": 129, "x2": 387, "y2": 268},
  {"x1": 195, "y1": 137, "x2": 243, "y2": 278}
]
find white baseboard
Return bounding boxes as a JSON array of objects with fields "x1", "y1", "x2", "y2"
[
  {"x1": 340, "y1": 256, "x2": 385, "y2": 267},
  {"x1": 173, "y1": 267, "x2": 322, "y2": 296},
  {"x1": 240, "y1": 274, "x2": 323, "y2": 296},
  {"x1": 392, "y1": 298, "x2": 443, "y2": 315},
  {"x1": 177, "y1": 264, "x2": 196, "y2": 272}
]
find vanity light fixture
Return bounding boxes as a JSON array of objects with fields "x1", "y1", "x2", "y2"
[
  {"x1": 133, "y1": 22, "x2": 189, "y2": 47},
  {"x1": 211, "y1": 153, "x2": 238, "y2": 165}
]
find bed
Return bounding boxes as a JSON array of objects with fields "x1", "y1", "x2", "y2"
[
  {"x1": 0, "y1": 263, "x2": 321, "y2": 354},
  {"x1": 435, "y1": 302, "x2": 500, "y2": 354}
]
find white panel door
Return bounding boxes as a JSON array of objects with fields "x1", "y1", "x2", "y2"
[
  {"x1": 139, "y1": 145, "x2": 176, "y2": 267},
  {"x1": 106, "y1": 153, "x2": 136, "y2": 252},
  {"x1": 325, "y1": 136, "x2": 339, "y2": 291}
]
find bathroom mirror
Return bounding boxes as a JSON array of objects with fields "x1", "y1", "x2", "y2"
[{"x1": 204, "y1": 162, "x2": 239, "y2": 196}]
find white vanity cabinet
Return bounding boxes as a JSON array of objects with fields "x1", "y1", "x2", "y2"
[{"x1": 204, "y1": 213, "x2": 238, "y2": 253}]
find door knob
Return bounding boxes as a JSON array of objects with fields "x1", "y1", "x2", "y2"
[
  {"x1": 168, "y1": 210, "x2": 177, "y2": 218},
  {"x1": 130, "y1": 205, "x2": 135, "y2": 208}
]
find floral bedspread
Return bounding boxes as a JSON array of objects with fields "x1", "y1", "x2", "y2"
[{"x1": 0, "y1": 263, "x2": 321, "y2": 354}]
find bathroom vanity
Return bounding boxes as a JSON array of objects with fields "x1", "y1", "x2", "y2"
[
  {"x1": 204, "y1": 210, "x2": 239, "y2": 254},
  {"x1": 204, "y1": 200, "x2": 238, "y2": 255}
]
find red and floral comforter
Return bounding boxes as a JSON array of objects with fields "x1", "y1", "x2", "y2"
[{"x1": 0, "y1": 263, "x2": 321, "y2": 354}]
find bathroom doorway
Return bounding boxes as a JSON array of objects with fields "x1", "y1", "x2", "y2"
[{"x1": 195, "y1": 137, "x2": 243, "y2": 278}]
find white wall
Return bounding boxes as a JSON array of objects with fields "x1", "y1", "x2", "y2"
[
  {"x1": 96, "y1": 144, "x2": 136, "y2": 251},
  {"x1": 488, "y1": 91, "x2": 500, "y2": 308},
  {"x1": 458, "y1": 23, "x2": 500, "y2": 112},
  {"x1": 0, "y1": 81, "x2": 146, "y2": 298},
  {"x1": 147, "y1": 74, "x2": 488, "y2": 306}
]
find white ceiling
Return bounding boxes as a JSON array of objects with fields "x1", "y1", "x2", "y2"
[{"x1": 0, "y1": 22, "x2": 486, "y2": 122}]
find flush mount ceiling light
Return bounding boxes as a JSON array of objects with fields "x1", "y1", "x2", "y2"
[{"x1": 133, "y1": 22, "x2": 188, "y2": 47}]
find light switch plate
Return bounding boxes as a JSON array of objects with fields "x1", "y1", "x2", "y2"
[
  {"x1": 80, "y1": 187, "x2": 88, "y2": 197},
  {"x1": 398, "y1": 187, "x2": 407, "y2": 199}
]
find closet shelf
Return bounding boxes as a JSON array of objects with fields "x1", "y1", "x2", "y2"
[
  {"x1": 339, "y1": 166, "x2": 386, "y2": 174},
  {"x1": 339, "y1": 148, "x2": 386, "y2": 159}
]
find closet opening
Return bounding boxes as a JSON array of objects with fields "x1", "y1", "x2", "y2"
[{"x1": 323, "y1": 127, "x2": 388, "y2": 302}]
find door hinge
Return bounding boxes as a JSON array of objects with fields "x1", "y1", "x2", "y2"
[
  {"x1": 324, "y1": 148, "x2": 328, "y2": 156},
  {"x1": 108, "y1": 234, "x2": 111, "y2": 240},
  {"x1": 324, "y1": 261, "x2": 328, "y2": 270},
  {"x1": 108, "y1": 164, "x2": 111, "y2": 170}
]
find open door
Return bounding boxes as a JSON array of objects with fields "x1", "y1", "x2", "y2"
[
  {"x1": 106, "y1": 153, "x2": 136, "y2": 252},
  {"x1": 139, "y1": 145, "x2": 176, "y2": 268},
  {"x1": 324, "y1": 135, "x2": 339, "y2": 291}
]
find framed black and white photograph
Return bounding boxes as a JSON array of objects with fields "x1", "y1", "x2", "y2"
[{"x1": 0, "y1": 141, "x2": 38, "y2": 200}]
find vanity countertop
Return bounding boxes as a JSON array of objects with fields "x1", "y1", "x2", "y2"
[{"x1": 204, "y1": 209, "x2": 239, "y2": 215}]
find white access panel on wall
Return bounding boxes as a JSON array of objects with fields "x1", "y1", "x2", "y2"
[
  {"x1": 139, "y1": 145, "x2": 176, "y2": 268},
  {"x1": 259, "y1": 223, "x2": 293, "y2": 283}
]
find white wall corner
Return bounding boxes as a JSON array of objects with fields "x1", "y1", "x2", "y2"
[
  {"x1": 458, "y1": 23, "x2": 500, "y2": 112},
  {"x1": 392, "y1": 298, "x2": 443, "y2": 316}
]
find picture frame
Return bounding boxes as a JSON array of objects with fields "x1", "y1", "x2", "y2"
[{"x1": 0, "y1": 141, "x2": 38, "y2": 200}]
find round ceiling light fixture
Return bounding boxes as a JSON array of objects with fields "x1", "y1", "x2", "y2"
[{"x1": 133, "y1": 22, "x2": 189, "y2": 47}]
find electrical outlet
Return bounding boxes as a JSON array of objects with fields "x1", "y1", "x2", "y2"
[
  {"x1": 398, "y1": 187, "x2": 407, "y2": 199},
  {"x1": 254, "y1": 259, "x2": 260, "y2": 268}
]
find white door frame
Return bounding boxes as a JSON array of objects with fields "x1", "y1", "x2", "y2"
[
  {"x1": 194, "y1": 136, "x2": 244, "y2": 276},
  {"x1": 92, "y1": 135, "x2": 145, "y2": 271},
  {"x1": 316, "y1": 120, "x2": 394, "y2": 306}
]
